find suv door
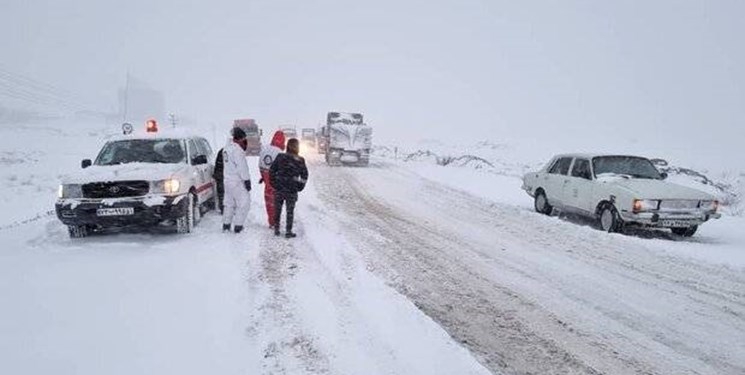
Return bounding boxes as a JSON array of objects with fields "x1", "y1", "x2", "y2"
[
  {"x1": 566, "y1": 158, "x2": 594, "y2": 213},
  {"x1": 188, "y1": 139, "x2": 210, "y2": 203},
  {"x1": 545, "y1": 157, "x2": 574, "y2": 208}
]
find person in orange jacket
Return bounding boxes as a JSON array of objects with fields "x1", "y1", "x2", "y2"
[{"x1": 258, "y1": 130, "x2": 286, "y2": 227}]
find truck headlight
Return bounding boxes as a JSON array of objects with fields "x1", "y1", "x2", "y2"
[
  {"x1": 633, "y1": 199, "x2": 659, "y2": 213},
  {"x1": 700, "y1": 200, "x2": 719, "y2": 212},
  {"x1": 151, "y1": 179, "x2": 181, "y2": 194},
  {"x1": 58, "y1": 184, "x2": 83, "y2": 199}
]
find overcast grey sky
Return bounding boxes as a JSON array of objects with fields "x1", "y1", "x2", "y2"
[{"x1": 2, "y1": 0, "x2": 744, "y2": 167}]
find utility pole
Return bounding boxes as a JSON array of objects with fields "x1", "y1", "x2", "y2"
[
  {"x1": 168, "y1": 113, "x2": 177, "y2": 128},
  {"x1": 122, "y1": 71, "x2": 130, "y2": 123}
]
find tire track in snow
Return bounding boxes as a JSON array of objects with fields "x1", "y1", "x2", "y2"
[{"x1": 247, "y1": 227, "x2": 331, "y2": 375}]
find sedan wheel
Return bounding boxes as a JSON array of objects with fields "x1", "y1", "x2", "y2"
[
  {"x1": 599, "y1": 205, "x2": 623, "y2": 233},
  {"x1": 534, "y1": 191, "x2": 552, "y2": 215}
]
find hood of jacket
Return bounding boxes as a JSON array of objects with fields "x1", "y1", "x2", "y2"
[{"x1": 271, "y1": 130, "x2": 286, "y2": 150}]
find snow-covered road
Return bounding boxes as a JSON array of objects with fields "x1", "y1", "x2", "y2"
[
  {"x1": 1, "y1": 122, "x2": 744, "y2": 375},
  {"x1": 312, "y1": 159, "x2": 745, "y2": 375}
]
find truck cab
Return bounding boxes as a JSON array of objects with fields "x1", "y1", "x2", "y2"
[
  {"x1": 233, "y1": 119, "x2": 262, "y2": 156},
  {"x1": 323, "y1": 112, "x2": 372, "y2": 166}
]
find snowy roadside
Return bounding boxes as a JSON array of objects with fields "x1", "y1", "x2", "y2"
[
  {"x1": 394, "y1": 157, "x2": 745, "y2": 270},
  {"x1": 0, "y1": 120, "x2": 492, "y2": 375}
]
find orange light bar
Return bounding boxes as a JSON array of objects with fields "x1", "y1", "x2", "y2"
[{"x1": 146, "y1": 119, "x2": 158, "y2": 133}]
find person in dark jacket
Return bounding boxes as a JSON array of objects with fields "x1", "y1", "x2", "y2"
[
  {"x1": 212, "y1": 148, "x2": 225, "y2": 214},
  {"x1": 269, "y1": 138, "x2": 308, "y2": 238}
]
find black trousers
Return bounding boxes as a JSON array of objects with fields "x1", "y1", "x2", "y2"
[
  {"x1": 273, "y1": 191, "x2": 298, "y2": 232},
  {"x1": 216, "y1": 179, "x2": 225, "y2": 214}
]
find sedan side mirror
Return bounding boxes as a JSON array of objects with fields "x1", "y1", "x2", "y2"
[
  {"x1": 81, "y1": 159, "x2": 92, "y2": 169},
  {"x1": 192, "y1": 155, "x2": 208, "y2": 165}
]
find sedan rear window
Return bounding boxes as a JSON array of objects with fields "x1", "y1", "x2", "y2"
[{"x1": 549, "y1": 157, "x2": 573, "y2": 175}]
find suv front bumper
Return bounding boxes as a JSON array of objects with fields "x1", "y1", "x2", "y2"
[
  {"x1": 620, "y1": 210, "x2": 721, "y2": 228},
  {"x1": 55, "y1": 194, "x2": 189, "y2": 228}
]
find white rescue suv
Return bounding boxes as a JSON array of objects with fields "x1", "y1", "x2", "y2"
[
  {"x1": 55, "y1": 123, "x2": 216, "y2": 238},
  {"x1": 522, "y1": 154, "x2": 721, "y2": 237}
]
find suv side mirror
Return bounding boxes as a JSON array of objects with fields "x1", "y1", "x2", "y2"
[
  {"x1": 81, "y1": 159, "x2": 92, "y2": 169},
  {"x1": 192, "y1": 155, "x2": 208, "y2": 165}
]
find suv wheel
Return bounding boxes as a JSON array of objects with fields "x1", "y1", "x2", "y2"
[
  {"x1": 176, "y1": 194, "x2": 196, "y2": 234},
  {"x1": 68, "y1": 225, "x2": 88, "y2": 238},
  {"x1": 671, "y1": 226, "x2": 698, "y2": 237},
  {"x1": 598, "y1": 204, "x2": 623, "y2": 233},
  {"x1": 534, "y1": 190, "x2": 552, "y2": 215}
]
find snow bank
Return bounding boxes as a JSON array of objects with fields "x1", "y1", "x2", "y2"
[{"x1": 374, "y1": 139, "x2": 744, "y2": 215}]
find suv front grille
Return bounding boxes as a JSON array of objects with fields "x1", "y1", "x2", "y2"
[{"x1": 82, "y1": 181, "x2": 149, "y2": 198}]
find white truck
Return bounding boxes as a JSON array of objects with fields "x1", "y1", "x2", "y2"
[
  {"x1": 322, "y1": 112, "x2": 372, "y2": 166},
  {"x1": 522, "y1": 154, "x2": 721, "y2": 236}
]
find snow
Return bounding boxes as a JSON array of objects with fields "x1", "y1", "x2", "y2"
[
  {"x1": 62, "y1": 163, "x2": 189, "y2": 184},
  {"x1": 0, "y1": 119, "x2": 491, "y2": 375},
  {"x1": 1, "y1": 118, "x2": 744, "y2": 374}
]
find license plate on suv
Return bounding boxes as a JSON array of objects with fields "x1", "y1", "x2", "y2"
[
  {"x1": 661, "y1": 219, "x2": 694, "y2": 228},
  {"x1": 96, "y1": 207, "x2": 135, "y2": 216}
]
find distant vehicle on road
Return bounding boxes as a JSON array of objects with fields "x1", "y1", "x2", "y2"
[
  {"x1": 322, "y1": 112, "x2": 372, "y2": 166},
  {"x1": 301, "y1": 128, "x2": 316, "y2": 148},
  {"x1": 280, "y1": 126, "x2": 297, "y2": 140},
  {"x1": 56, "y1": 123, "x2": 216, "y2": 238},
  {"x1": 522, "y1": 154, "x2": 721, "y2": 236},
  {"x1": 233, "y1": 119, "x2": 262, "y2": 156},
  {"x1": 316, "y1": 126, "x2": 328, "y2": 154}
]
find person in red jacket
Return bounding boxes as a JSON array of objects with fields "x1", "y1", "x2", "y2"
[{"x1": 258, "y1": 130, "x2": 286, "y2": 227}]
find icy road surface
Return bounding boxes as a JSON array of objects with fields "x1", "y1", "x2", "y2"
[{"x1": 1, "y1": 122, "x2": 744, "y2": 375}]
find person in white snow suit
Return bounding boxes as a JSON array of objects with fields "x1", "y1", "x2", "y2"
[
  {"x1": 221, "y1": 127, "x2": 252, "y2": 233},
  {"x1": 258, "y1": 130, "x2": 286, "y2": 228}
]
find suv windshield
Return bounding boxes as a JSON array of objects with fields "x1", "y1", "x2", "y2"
[
  {"x1": 592, "y1": 156, "x2": 662, "y2": 179},
  {"x1": 95, "y1": 139, "x2": 186, "y2": 165}
]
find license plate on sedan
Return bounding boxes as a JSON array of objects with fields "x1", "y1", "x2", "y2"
[{"x1": 96, "y1": 207, "x2": 135, "y2": 216}]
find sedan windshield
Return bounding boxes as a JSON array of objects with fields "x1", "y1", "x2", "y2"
[
  {"x1": 95, "y1": 139, "x2": 186, "y2": 165},
  {"x1": 592, "y1": 156, "x2": 662, "y2": 179}
]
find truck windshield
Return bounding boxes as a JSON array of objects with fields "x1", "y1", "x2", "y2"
[
  {"x1": 592, "y1": 156, "x2": 662, "y2": 179},
  {"x1": 95, "y1": 139, "x2": 186, "y2": 165}
]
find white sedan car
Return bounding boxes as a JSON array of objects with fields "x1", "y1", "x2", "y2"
[{"x1": 522, "y1": 154, "x2": 721, "y2": 236}]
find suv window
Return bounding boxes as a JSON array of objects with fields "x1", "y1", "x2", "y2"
[
  {"x1": 196, "y1": 138, "x2": 212, "y2": 157},
  {"x1": 571, "y1": 159, "x2": 592, "y2": 180},
  {"x1": 188, "y1": 139, "x2": 200, "y2": 164},
  {"x1": 549, "y1": 157, "x2": 572, "y2": 175}
]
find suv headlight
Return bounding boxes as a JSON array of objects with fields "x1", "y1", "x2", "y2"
[
  {"x1": 700, "y1": 200, "x2": 719, "y2": 212},
  {"x1": 58, "y1": 184, "x2": 83, "y2": 199},
  {"x1": 633, "y1": 199, "x2": 659, "y2": 213},
  {"x1": 150, "y1": 179, "x2": 181, "y2": 194}
]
